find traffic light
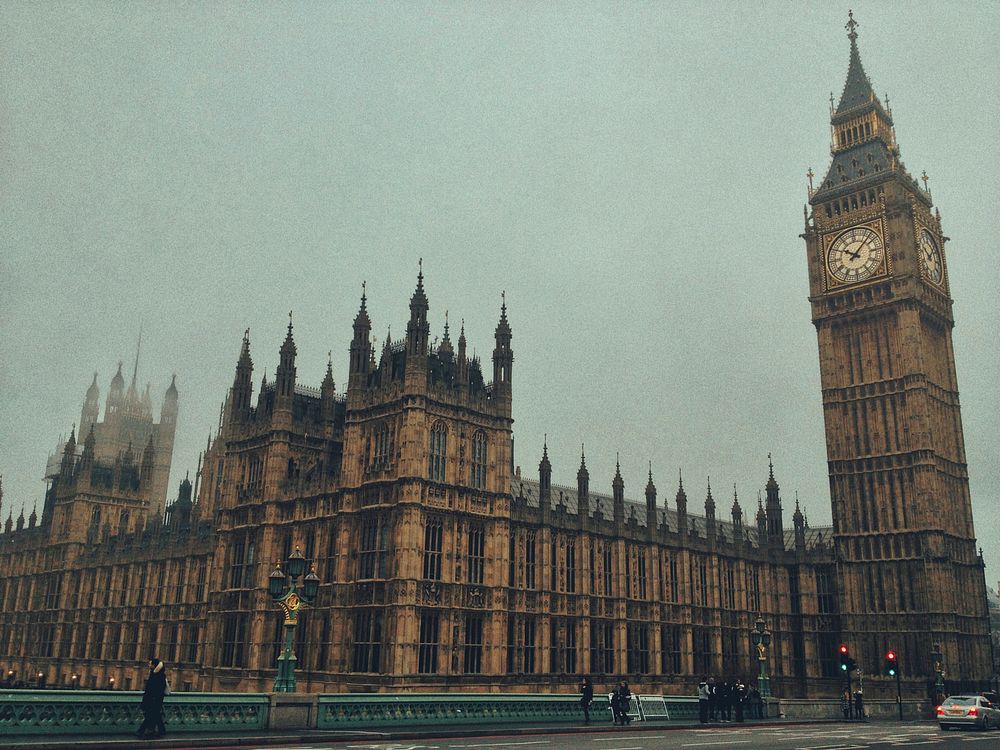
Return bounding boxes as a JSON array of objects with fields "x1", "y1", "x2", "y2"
[
  {"x1": 885, "y1": 650, "x2": 898, "y2": 677},
  {"x1": 839, "y1": 644, "x2": 852, "y2": 672}
]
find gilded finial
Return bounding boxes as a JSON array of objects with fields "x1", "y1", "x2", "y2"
[
  {"x1": 806, "y1": 167, "x2": 814, "y2": 195},
  {"x1": 845, "y1": 9, "x2": 858, "y2": 41},
  {"x1": 921, "y1": 170, "x2": 930, "y2": 192}
]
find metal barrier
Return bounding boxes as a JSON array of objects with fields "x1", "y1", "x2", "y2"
[
  {"x1": 0, "y1": 690, "x2": 269, "y2": 736},
  {"x1": 317, "y1": 692, "x2": 585, "y2": 729}
]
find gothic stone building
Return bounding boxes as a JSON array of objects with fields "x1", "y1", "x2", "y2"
[{"x1": 0, "y1": 17, "x2": 991, "y2": 697}]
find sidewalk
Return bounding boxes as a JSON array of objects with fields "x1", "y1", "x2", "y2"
[{"x1": 0, "y1": 717, "x2": 848, "y2": 750}]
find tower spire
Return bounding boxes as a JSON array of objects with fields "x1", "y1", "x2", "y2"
[{"x1": 131, "y1": 326, "x2": 142, "y2": 388}]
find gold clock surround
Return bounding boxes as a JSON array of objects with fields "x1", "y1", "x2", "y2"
[
  {"x1": 917, "y1": 226, "x2": 944, "y2": 286},
  {"x1": 823, "y1": 220, "x2": 888, "y2": 289}
]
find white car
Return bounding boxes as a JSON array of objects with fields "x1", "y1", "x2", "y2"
[{"x1": 937, "y1": 695, "x2": 1000, "y2": 730}]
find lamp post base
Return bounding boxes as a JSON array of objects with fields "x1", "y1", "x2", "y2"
[{"x1": 274, "y1": 653, "x2": 298, "y2": 693}]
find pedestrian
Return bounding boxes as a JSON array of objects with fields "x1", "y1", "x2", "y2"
[
  {"x1": 698, "y1": 676, "x2": 710, "y2": 724},
  {"x1": 841, "y1": 688, "x2": 851, "y2": 719},
  {"x1": 735, "y1": 680, "x2": 746, "y2": 722},
  {"x1": 135, "y1": 658, "x2": 168, "y2": 738},
  {"x1": 707, "y1": 676, "x2": 718, "y2": 721},
  {"x1": 579, "y1": 676, "x2": 594, "y2": 724},
  {"x1": 617, "y1": 680, "x2": 632, "y2": 725},
  {"x1": 749, "y1": 686, "x2": 762, "y2": 719},
  {"x1": 721, "y1": 681, "x2": 733, "y2": 722},
  {"x1": 853, "y1": 688, "x2": 864, "y2": 720}
]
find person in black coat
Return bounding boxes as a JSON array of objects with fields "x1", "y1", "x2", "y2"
[
  {"x1": 135, "y1": 658, "x2": 168, "y2": 738},
  {"x1": 579, "y1": 676, "x2": 594, "y2": 724}
]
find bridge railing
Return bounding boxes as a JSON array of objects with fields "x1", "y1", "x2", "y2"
[
  {"x1": 0, "y1": 690, "x2": 772, "y2": 735},
  {"x1": 0, "y1": 690, "x2": 269, "y2": 735}
]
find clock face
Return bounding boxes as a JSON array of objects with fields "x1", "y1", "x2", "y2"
[
  {"x1": 919, "y1": 228, "x2": 943, "y2": 284},
  {"x1": 826, "y1": 226, "x2": 885, "y2": 284}
]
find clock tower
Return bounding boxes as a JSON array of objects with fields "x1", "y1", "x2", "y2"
[{"x1": 803, "y1": 13, "x2": 991, "y2": 682}]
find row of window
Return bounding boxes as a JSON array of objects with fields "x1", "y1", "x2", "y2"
[
  {"x1": 428, "y1": 423, "x2": 488, "y2": 489},
  {"x1": 0, "y1": 558, "x2": 208, "y2": 612},
  {"x1": 2, "y1": 619, "x2": 200, "y2": 666}
]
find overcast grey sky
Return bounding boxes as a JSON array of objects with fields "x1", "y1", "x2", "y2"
[{"x1": 2, "y1": 3, "x2": 997, "y2": 575}]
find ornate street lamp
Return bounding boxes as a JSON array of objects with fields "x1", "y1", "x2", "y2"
[
  {"x1": 750, "y1": 615, "x2": 772, "y2": 699},
  {"x1": 268, "y1": 546, "x2": 320, "y2": 692}
]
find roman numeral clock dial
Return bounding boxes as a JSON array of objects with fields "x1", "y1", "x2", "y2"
[
  {"x1": 825, "y1": 226, "x2": 885, "y2": 285},
  {"x1": 919, "y1": 228, "x2": 944, "y2": 285}
]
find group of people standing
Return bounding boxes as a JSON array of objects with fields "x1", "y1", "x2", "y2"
[
  {"x1": 581, "y1": 675, "x2": 763, "y2": 726},
  {"x1": 697, "y1": 676, "x2": 762, "y2": 723},
  {"x1": 578, "y1": 677, "x2": 633, "y2": 725}
]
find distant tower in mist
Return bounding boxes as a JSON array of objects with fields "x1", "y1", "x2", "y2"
[{"x1": 45, "y1": 338, "x2": 178, "y2": 517}]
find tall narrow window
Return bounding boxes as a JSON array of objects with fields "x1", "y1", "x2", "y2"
[
  {"x1": 602, "y1": 545, "x2": 613, "y2": 597},
  {"x1": 418, "y1": 611, "x2": 440, "y2": 674},
  {"x1": 565, "y1": 540, "x2": 576, "y2": 593},
  {"x1": 428, "y1": 422, "x2": 447, "y2": 482},
  {"x1": 221, "y1": 614, "x2": 248, "y2": 667},
  {"x1": 470, "y1": 431, "x2": 487, "y2": 489},
  {"x1": 525, "y1": 532, "x2": 536, "y2": 589},
  {"x1": 638, "y1": 552, "x2": 647, "y2": 600},
  {"x1": 467, "y1": 524, "x2": 485, "y2": 585},
  {"x1": 464, "y1": 615, "x2": 483, "y2": 674},
  {"x1": 359, "y1": 515, "x2": 386, "y2": 579},
  {"x1": 352, "y1": 610, "x2": 383, "y2": 673},
  {"x1": 627, "y1": 623, "x2": 649, "y2": 674},
  {"x1": 422, "y1": 517, "x2": 443, "y2": 580}
]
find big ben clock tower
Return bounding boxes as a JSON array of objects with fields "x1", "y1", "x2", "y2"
[{"x1": 803, "y1": 13, "x2": 991, "y2": 683}]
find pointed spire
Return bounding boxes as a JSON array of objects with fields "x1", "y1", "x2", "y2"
[
  {"x1": 276, "y1": 311, "x2": 297, "y2": 402},
  {"x1": 835, "y1": 9, "x2": 878, "y2": 115},
  {"x1": 766, "y1": 452, "x2": 779, "y2": 492},
  {"x1": 131, "y1": 326, "x2": 142, "y2": 389},
  {"x1": 495, "y1": 290, "x2": 511, "y2": 337},
  {"x1": 354, "y1": 281, "x2": 371, "y2": 330},
  {"x1": 705, "y1": 476, "x2": 716, "y2": 514},
  {"x1": 675, "y1": 468, "x2": 687, "y2": 511},
  {"x1": 322, "y1": 351, "x2": 335, "y2": 391},
  {"x1": 793, "y1": 492, "x2": 805, "y2": 527},
  {"x1": 612, "y1": 451, "x2": 624, "y2": 499},
  {"x1": 82, "y1": 423, "x2": 96, "y2": 458},
  {"x1": 166, "y1": 373, "x2": 178, "y2": 397},
  {"x1": 111, "y1": 359, "x2": 125, "y2": 391},
  {"x1": 538, "y1": 436, "x2": 552, "y2": 509},
  {"x1": 645, "y1": 462, "x2": 656, "y2": 496},
  {"x1": 86, "y1": 372, "x2": 99, "y2": 399},
  {"x1": 731, "y1": 481, "x2": 744, "y2": 525}
]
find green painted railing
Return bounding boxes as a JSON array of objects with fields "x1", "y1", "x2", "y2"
[
  {"x1": 0, "y1": 690, "x2": 269, "y2": 736},
  {"x1": 317, "y1": 692, "x2": 588, "y2": 728}
]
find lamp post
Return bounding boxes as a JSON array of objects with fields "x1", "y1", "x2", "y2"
[
  {"x1": 268, "y1": 546, "x2": 320, "y2": 693},
  {"x1": 751, "y1": 615, "x2": 772, "y2": 699},
  {"x1": 70, "y1": 674, "x2": 79, "y2": 690}
]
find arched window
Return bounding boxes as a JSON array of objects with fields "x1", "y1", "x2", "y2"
[
  {"x1": 470, "y1": 431, "x2": 487, "y2": 489},
  {"x1": 428, "y1": 422, "x2": 447, "y2": 482}
]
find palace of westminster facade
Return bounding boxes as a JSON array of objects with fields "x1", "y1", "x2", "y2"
[{"x1": 0, "y1": 18, "x2": 992, "y2": 697}]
